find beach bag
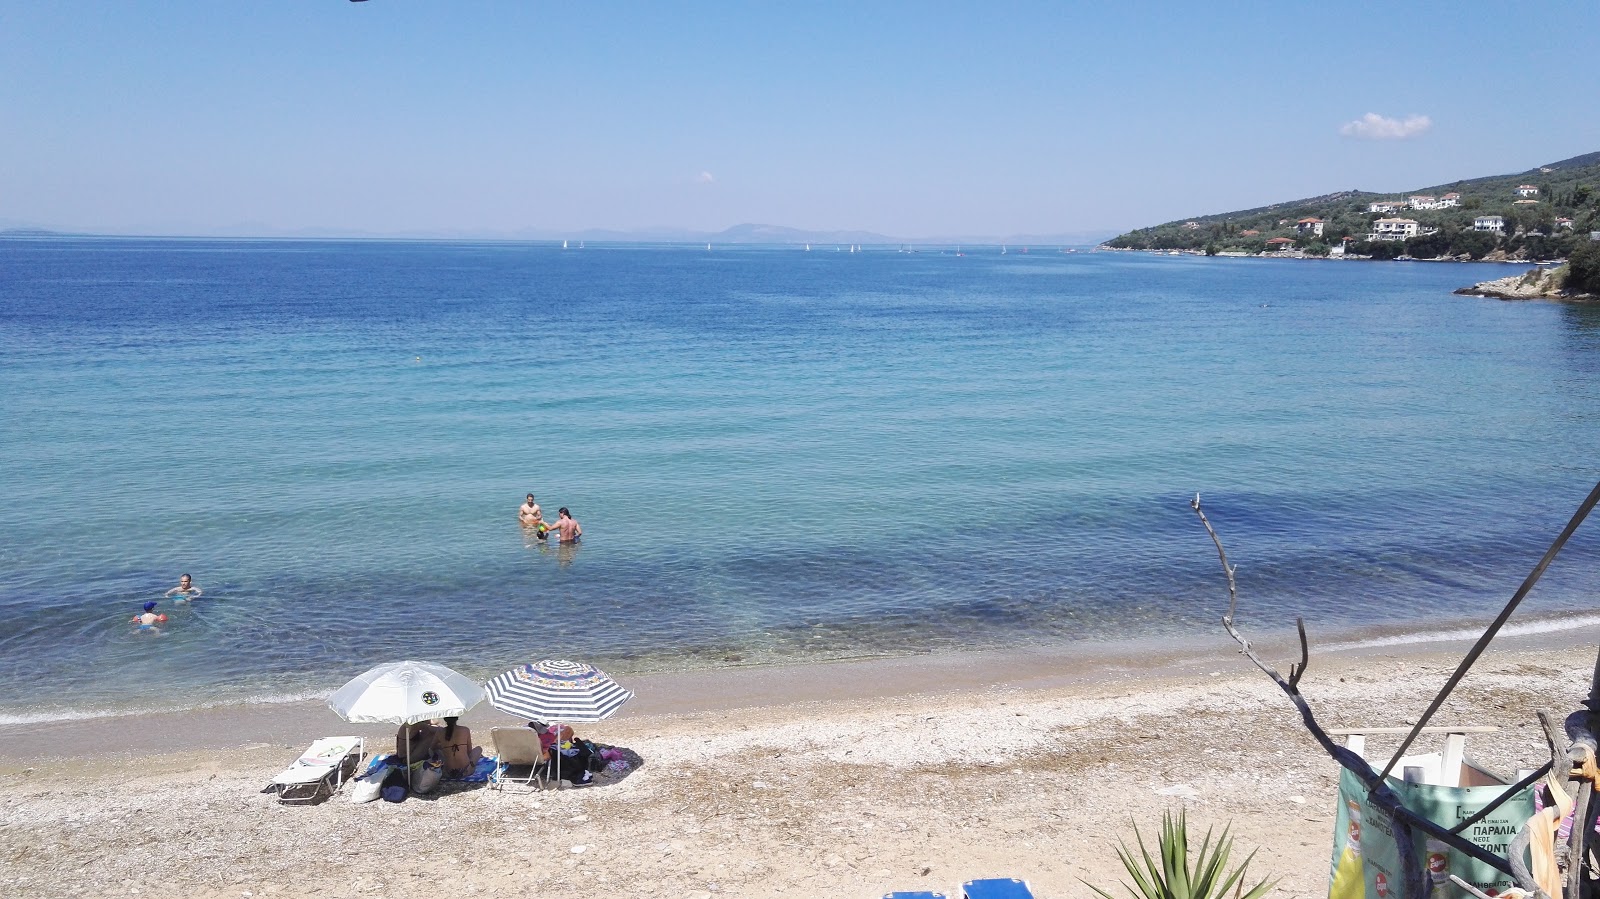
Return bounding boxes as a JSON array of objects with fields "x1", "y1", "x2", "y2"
[
  {"x1": 583, "y1": 740, "x2": 607, "y2": 773},
  {"x1": 410, "y1": 758, "x2": 443, "y2": 795},
  {"x1": 379, "y1": 767, "x2": 409, "y2": 803},
  {"x1": 348, "y1": 759, "x2": 392, "y2": 804}
]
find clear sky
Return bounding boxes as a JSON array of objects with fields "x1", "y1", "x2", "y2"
[{"x1": 3, "y1": 1, "x2": 1598, "y2": 239}]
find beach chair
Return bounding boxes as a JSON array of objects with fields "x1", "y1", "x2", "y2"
[
  {"x1": 960, "y1": 879, "x2": 1035, "y2": 899},
  {"x1": 270, "y1": 736, "x2": 364, "y2": 805},
  {"x1": 489, "y1": 727, "x2": 549, "y2": 792}
]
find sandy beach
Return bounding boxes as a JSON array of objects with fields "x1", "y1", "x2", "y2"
[{"x1": 3, "y1": 626, "x2": 1597, "y2": 899}]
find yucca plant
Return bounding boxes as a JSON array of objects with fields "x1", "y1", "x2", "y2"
[{"x1": 1084, "y1": 810, "x2": 1277, "y2": 899}]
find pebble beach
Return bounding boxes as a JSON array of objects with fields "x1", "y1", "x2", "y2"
[{"x1": 4, "y1": 627, "x2": 1595, "y2": 899}]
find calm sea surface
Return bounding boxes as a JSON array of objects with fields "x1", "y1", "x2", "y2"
[{"x1": 2, "y1": 238, "x2": 1598, "y2": 722}]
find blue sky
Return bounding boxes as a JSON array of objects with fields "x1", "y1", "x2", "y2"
[{"x1": 2, "y1": 1, "x2": 1597, "y2": 239}]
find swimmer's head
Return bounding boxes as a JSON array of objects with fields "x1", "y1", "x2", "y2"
[
  {"x1": 179, "y1": 574, "x2": 192, "y2": 587},
  {"x1": 143, "y1": 601, "x2": 158, "y2": 613},
  {"x1": 526, "y1": 494, "x2": 535, "y2": 502}
]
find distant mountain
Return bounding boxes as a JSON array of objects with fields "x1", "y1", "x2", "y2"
[
  {"x1": 0, "y1": 228, "x2": 65, "y2": 237},
  {"x1": 1107, "y1": 151, "x2": 1600, "y2": 261},
  {"x1": 0, "y1": 220, "x2": 1115, "y2": 247}
]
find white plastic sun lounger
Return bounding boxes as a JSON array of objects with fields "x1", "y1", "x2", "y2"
[
  {"x1": 489, "y1": 727, "x2": 549, "y2": 793},
  {"x1": 271, "y1": 736, "x2": 365, "y2": 805}
]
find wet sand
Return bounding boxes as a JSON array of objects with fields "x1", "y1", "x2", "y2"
[{"x1": 1, "y1": 623, "x2": 1596, "y2": 898}]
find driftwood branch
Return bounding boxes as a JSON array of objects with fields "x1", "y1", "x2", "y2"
[{"x1": 1190, "y1": 493, "x2": 1522, "y2": 899}]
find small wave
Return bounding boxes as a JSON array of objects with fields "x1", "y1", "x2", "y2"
[
  {"x1": 0, "y1": 687, "x2": 330, "y2": 726},
  {"x1": 1322, "y1": 613, "x2": 1600, "y2": 652}
]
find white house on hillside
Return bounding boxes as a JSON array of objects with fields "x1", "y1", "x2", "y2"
[
  {"x1": 1516, "y1": 185, "x2": 1539, "y2": 197},
  {"x1": 1439, "y1": 193, "x2": 1461, "y2": 207},
  {"x1": 1474, "y1": 215, "x2": 1505, "y2": 233},
  {"x1": 1296, "y1": 217, "x2": 1325, "y2": 237},
  {"x1": 1368, "y1": 200, "x2": 1405, "y2": 214},
  {"x1": 1370, "y1": 218, "x2": 1420, "y2": 241},
  {"x1": 1408, "y1": 195, "x2": 1437, "y2": 209}
]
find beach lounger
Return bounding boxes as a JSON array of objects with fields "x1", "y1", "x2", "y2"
[
  {"x1": 961, "y1": 879, "x2": 1034, "y2": 899},
  {"x1": 271, "y1": 736, "x2": 365, "y2": 805},
  {"x1": 489, "y1": 726, "x2": 549, "y2": 792}
]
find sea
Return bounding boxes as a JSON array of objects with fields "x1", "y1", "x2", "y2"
[{"x1": 2, "y1": 238, "x2": 1598, "y2": 724}]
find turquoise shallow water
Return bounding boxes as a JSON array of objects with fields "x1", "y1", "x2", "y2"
[{"x1": 2, "y1": 238, "x2": 1598, "y2": 721}]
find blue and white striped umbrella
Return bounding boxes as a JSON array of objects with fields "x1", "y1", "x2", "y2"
[{"x1": 484, "y1": 659, "x2": 634, "y2": 724}]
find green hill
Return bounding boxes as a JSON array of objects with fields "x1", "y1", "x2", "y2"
[{"x1": 1107, "y1": 151, "x2": 1600, "y2": 261}]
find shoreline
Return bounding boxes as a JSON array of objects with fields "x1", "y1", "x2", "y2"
[
  {"x1": 8, "y1": 608, "x2": 1600, "y2": 751},
  {"x1": 3, "y1": 625, "x2": 1596, "y2": 898},
  {"x1": 1100, "y1": 246, "x2": 1550, "y2": 264},
  {"x1": 6, "y1": 611, "x2": 1599, "y2": 766}
]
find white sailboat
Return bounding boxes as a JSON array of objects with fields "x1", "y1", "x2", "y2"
[
  {"x1": 804, "y1": 243, "x2": 810, "y2": 251},
  {"x1": 706, "y1": 242, "x2": 712, "y2": 251},
  {"x1": 562, "y1": 239, "x2": 568, "y2": 249}
]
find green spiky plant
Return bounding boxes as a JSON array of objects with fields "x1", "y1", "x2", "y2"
[{"x1": 1083, "y1": 810, "x2": 1277, "y2": 899}]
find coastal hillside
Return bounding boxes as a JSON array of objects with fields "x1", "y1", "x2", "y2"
[{"x1": 1108, "y1": 151, "x2": 1600, "y2": 261}]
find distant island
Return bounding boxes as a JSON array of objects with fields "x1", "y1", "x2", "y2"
[
  {"x1": 0, "y1": 221, "x2": 1116, "y2": 248},
  {"x1": 1106, "y1": 151, "x2": 1600, "y2": 264}
]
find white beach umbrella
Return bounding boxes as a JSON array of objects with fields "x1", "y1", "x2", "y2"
[
  {"x1": 327, "y1": 660, "x2": 486, "y2": 789},
  {"x1": 327, "y1": 659, "x2": 485, "y2": 725}
]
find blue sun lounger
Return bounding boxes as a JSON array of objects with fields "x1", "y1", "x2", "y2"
[{"x1": 960, "y1": 879, "x2": 1035, "y2": 899}]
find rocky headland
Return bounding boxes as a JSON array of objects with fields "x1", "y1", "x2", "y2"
[{"x1": 1455, "y1": 264, "x2": 1598, "y2": 301}]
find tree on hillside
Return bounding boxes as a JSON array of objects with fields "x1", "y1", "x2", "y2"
[
  {"x1": 1452, "y1": 230, "x2": 1496, "y2": 260},
  {"x1": 1568, "y1": 240, "x2": 1600, "y2": 294},
  {"x1": 1405, "y1": 232, "x2": 1450, "y2": 259}
]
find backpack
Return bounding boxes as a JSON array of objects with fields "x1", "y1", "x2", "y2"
[{"x1": 379, "y1": 766, "x2": 409, "y2": 802}]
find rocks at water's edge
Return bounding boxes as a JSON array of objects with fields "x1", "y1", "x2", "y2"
[{"x1": 1454, "y1": 265, "x2": 1598, "y2": 302}]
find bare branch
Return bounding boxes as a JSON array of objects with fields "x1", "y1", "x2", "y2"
[
  {"x1": 1189, "y1": 495, "x2": 1518, "y2": 899},
  {"x1": 1289, "y1": 619, "x2": 1309, "y2": 690}
]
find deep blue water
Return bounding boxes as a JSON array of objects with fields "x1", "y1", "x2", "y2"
[{"x1": 2, "y1": 238, "x2": 1598, "y2": 721}]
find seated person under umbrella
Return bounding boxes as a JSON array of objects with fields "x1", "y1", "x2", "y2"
[
  {"x1": 436, "y1": 716, "x2": 482, "y2": 778},
  {"x1": 396, "y1": 721, "x2": 439, "y2": 763}
]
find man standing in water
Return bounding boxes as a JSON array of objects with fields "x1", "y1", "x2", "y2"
[
  {"x1": 519, "y1": 493, "x2": 545, "y2": 529},
  {"x1": 547, "y1": 507, "x2": 582, "y2": 543}
]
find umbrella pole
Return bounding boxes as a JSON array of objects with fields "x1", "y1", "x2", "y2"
[{"x1": 553, "y1": 720, "x2": 562, "y2": 788}]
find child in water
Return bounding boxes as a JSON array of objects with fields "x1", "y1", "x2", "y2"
[{"x1": 132, "y1": 601, "x2": 167, "y2": 631}]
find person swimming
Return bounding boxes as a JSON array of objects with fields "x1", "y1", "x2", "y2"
[
  {"x1": 164, "y1": 573, "x2": 202, "y2": 602},
  {"x1": 132, "y1": 601, "x2": 167, "y2": 630}
]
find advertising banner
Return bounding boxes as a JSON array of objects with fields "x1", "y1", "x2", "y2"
[{"x1": 1328, "y1": 767, "x2": 1535, "y2": 899}]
